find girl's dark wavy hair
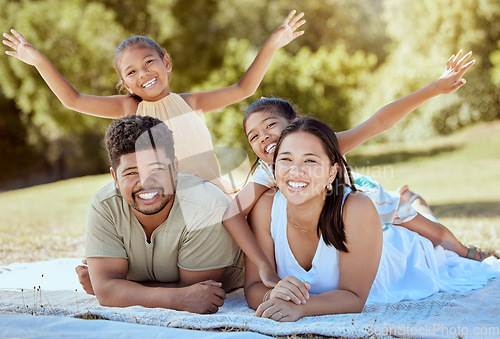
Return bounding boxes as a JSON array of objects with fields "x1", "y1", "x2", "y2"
[
  {"x1": 113, "y1": 35, "x2": 172, "y2": 99},
  {"x1": 105, "y1": 115, "x2": 175, "y2": 171},
  {"x1": 273, "y1": 116, "x2": 356, "y2": 252},
  {"x1": 243, "y1": 97, "x2": 299, "y2": 182}
]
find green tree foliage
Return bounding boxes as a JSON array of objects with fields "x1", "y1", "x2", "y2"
[
  {"x1": 197, "y1": 39, "x2": 375, "y2": 157},
  {"x1": 0, "y1": 0, "x2": 125, "y2": 187},
  {"x1": 0, "y1": 0, "x2": 499, "y2": 187},
  {"x1": 353, "y1": 0, "x2": 500, "y2": 141}
]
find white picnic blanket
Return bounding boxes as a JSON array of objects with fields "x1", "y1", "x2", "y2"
[{"x1": 1, "y1": 258, "x2": 499, "y2": 338}]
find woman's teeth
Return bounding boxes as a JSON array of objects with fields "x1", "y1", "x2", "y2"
[{"x1": 288, "y1": 181, "x2": 308, "y2": 189}]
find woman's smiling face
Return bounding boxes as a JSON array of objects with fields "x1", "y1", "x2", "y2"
[
  {"x1": 244, "y1": 111, "x2": 290, "y2": 164},
  {"x1": 275, "y1": 131, "x2": 337, "y2": 206}
]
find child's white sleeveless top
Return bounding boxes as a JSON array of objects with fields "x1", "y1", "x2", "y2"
[
  {"x1": 136, "y1": 93, "x2": 222, "y2": 184},
  {"x1": 270, "y1": 188, "x2": 351, "y2": 295}
]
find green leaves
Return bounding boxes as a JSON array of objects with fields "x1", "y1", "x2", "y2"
[{"x1": 1, "y1": 0, "x2": 499, "y2": 187}]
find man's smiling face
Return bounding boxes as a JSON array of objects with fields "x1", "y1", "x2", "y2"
[{"x1": 112, "y1": 148, "x2": 176, "y2": 216}]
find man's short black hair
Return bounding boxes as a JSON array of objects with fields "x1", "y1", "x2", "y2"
[{"x1": 105, "y1": 115, "x2": 175, "y2": 170}]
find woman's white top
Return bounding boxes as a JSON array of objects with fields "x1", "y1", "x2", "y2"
[
  {"x1": 270, "y1": 188, "x2": 351, "y2": 295},
  {"x1": 269, "y1": 187, "x2": 500, "y2": 303}
]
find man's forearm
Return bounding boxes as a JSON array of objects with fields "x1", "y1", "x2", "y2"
[{"x1": 94, "y1": 278, "x2": 180, "y2": 309}]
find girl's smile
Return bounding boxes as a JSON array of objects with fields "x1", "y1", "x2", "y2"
[{"x1": 117, "y1": 47, "x2": 172, "y2": 101}]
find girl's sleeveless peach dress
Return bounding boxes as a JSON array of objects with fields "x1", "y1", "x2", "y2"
[{"x1": 136, "y1": 93, "x2": 232, "y2": 194}]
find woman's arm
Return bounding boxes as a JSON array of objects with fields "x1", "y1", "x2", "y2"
[
  {"x1": 223, "y1": 183, "x2": 280, "y2": 288},
  {"x1": 182, "y1": 10, "x2": 305, "y2": 114},
  {"x1": 3, "y1": 29, "x2": 136, "y2": 118},
  {"x1": 337, "y1": 50, "x2": 475, "y2": 155},
  {"x1": 254, "y1": 192, "x2": 383, "y2": 321}
]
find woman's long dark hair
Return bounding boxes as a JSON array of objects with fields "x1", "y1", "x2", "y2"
[{"x1": 273, "y1": 117, "x2": 356, "y2": 252}]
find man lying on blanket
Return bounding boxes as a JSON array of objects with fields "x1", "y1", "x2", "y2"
[{"x1": 75, "y1": 115, "x2": 243, "y2": 314}]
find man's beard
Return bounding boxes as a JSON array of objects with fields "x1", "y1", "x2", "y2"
[{"x1": 131, "y1": 187, "x2": 172, "y2": 215}]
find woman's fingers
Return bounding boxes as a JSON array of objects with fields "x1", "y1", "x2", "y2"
[
  {"x1": 285, "y1": 276, "x2": 310, "y2": 300},
  {"x1": 273, "y1": 276, "x2": 310, "y2": 304}
]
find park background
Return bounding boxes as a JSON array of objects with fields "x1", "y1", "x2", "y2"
[{"x1": 0, "y1": 0, "x2": 499, "y2": 264}]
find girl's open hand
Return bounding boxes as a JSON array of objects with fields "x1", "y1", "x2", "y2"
[
  {"x1": 269, "y1": 275, "x2": 311, "y2": 305},
  {"x1": 269, "y1": 10, "x2": 306, "y2": 49},
  {"x1": 436, "y1": 49, "x2": 475, "y2": 94},
  {"x1": 3, "y1": 29, "x2": 43, "y2": 66}
]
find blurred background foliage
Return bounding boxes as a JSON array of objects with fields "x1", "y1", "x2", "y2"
[{"x1": 0, "y1": 0, "x2": 499, "y2": 189}]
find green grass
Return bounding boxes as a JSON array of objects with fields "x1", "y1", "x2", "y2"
[
  {"x1": 1, "y1": 121, "x2": 499, "y2": 265},
  {"x1": 348, "y1": 120, "x2": 500, "y2": 252},
  {"x1": 0, "y1": 174, "x2": 111, "y2": 265}
]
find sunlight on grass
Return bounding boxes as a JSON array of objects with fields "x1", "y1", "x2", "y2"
[
  {"x1": 0, "y1": 174, "x2": 111, "y2": 264},
  {"x1": 1, "y1": 121, "x2": 499, "y2": 265},
  {"x1": 349, "y1": 121, "x2": 500, "y2": 252}
]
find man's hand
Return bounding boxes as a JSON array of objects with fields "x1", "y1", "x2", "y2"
[
  {"x1": 176, "y1": 280, "x2": 226, "y2": 314},
  {"x1": 75, "y1": 258, "x2": 95, "y2": 295}
]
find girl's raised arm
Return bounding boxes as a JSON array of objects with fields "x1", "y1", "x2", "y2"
[
  {"x1": 183, "y1": 10, "x2": 305, "y2": 114},
  {"x1": 3, "y1": 29, "x2": 136, "y2": 119},
  {"x1": 337, "y1": 50, "x2": 475, "y2": 155},
  {"x1": 223, "y1": 182, "x2": 280, "y2": 288}
]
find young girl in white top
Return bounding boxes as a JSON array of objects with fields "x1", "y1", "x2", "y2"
[
  {"x1": 2, "y1": 10, "x2": 305, "y2": 190},
  {"x1": 245, "y1": 117, "x2": 499, "y2": 321},
  {"x1": 223, "y1": 50, "x2": 488, "y2": 293}
]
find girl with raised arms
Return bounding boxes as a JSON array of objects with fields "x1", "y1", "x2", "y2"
[{"x1": 2, "y1": 10, "x2": 305, "y2": 191}]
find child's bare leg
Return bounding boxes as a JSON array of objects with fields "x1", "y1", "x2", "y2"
[
  {"x1": 398, "y1": 185, "x2": 433, "y2": 216},
  {"x1": 398, "y1": 214, "x2": 469, "y2": 257}
]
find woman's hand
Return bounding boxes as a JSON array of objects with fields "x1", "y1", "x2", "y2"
[
  {"x1": 435, "y1": 49, "x2": 475, "y2": 94},
  {"x1": 3, "y1": 29, "x2": 44, "y2": 66},
  {"x1": 269, "y1": 275, "x2": 311, "y2": 304},
  {"x1": 268, "y1": 10, "x2": 306, "y2": 49},
  {"x1": 255, "y1": 298, "x2": 303, "y2": 322}
]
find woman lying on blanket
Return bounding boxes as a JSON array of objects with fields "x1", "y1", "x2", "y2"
[{"x1": 244, "y1": 117, "x2": 499, "y2": 322}]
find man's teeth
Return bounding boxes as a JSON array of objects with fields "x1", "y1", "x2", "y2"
[
  {"x1": 138, "y1": 191, "x2": 158, "y2": 200},
  {"x1": 288, "y1": 181, "x2": 308, "y2": 188},
  {"x1": 142, "y1": 78, "x2": 157, "y2": 88},
  {"x1": 265, "y1": 143, "x2": 276, "y2": 154}
]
